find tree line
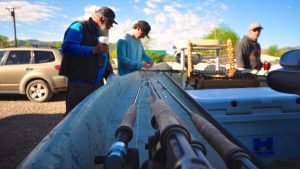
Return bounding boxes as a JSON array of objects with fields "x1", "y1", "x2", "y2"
[
  {"x1": 0, "y1": 36, "x2": 62, "y2": 48},
  {"x1": 1, "y1": 27, "x2": 299, "y2": 60}
]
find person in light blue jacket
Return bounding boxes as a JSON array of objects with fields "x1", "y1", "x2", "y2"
[{"x1": 117, "y1": 21, "x2": 154, "y2": 75}]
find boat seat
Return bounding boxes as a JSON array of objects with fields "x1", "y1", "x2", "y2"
[{"x1": 267, "y1": 50, "x2": 300, "y2": 95}]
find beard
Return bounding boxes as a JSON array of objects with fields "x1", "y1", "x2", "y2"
[{"x1": 98, "y1": 24, "x2": 109, "y2": 37}]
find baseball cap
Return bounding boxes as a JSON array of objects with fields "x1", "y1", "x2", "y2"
[
  {"x1": 138, "y1": 20, "x2": 151, "y2": 38},
  {"x1": 248, "y1": 22, "x2": 263, "y2": 30},
  {"x1": 96, "y1": 7, "x2": 118, "y2": 24}
]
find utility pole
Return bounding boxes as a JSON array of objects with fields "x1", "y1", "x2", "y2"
[{"x1": 6, "y1": 7, "x2": 20, "y2": 47}]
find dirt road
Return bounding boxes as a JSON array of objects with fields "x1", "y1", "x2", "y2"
[{"x1": 0, "y1": 93, "x2": 65, "y2": 169}]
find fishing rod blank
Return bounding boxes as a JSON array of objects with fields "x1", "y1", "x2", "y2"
[
  {"x1": 95, "y1": 77, "x2": 145, "y2": 169},
  {"x1": 163, "y1": 73, "x2": 268, "y2": 169},
  {"x1": 156, "y1": 79, "x2": 258, "y2": 169}
]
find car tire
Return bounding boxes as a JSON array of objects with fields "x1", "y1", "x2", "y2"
[{"x1": 25, "y1": 80, "x2": 53, "y2": 102}]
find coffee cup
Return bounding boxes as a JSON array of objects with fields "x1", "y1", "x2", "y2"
[{"x1": 99, "y1": 36, "x2": 109, "y2": 44}]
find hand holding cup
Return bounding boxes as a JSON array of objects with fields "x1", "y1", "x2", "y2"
[{"x1": 93, "y1": 36, "x2": 109, "y2": 54}]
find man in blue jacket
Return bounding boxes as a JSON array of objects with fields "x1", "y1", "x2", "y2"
[
  {"x1": 117, "y1": 20, "x2": 154, "y2": 76},
  {"x1": 60, "y1": 7, "x2": 117, "y2": 115}
]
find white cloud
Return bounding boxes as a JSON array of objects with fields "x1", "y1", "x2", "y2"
[
  {"x1": 154, "y1": 13, "x2": 166, "y2": 23},
  {"x1": 163, "y1": 5, "x2": 174, "y2": 12},
  {"x1": 151, "y1": 0, "x2": 162, "y2": 2},
  {"x1": 195, "y1": 6, "x2": 203, "y2": 11},
  {"x1": 0, "y1": 1, "x2": 59, "y2": 23},
  {"x1": 146, "y1": 1, "x2": 157, "y2": 8},
  {"x1": 144, "y1": 0, "x2": 164, "y2": 12},
  {"x1": 75, "y1": 5, "x2": 99, "y2": 20},
  {"x1": 172, "y1": 2, "x2": 182, "y2": 8},
  {"x1": 105, "y1": 1, "x2": 227, "y2": 53},
  {"x1": 109, "y1": 19, "x2": 133, "y2": 43},
  {"x1": 141, "y1": 1, "x2": 226, "y2": 53},
  {"x1": 75, "y1": 5, "x2": 119, "y2": 21},
  {"x1": 143, "y1": 8, "x2": 155, "y2": 15},
  {"x1": 203, "y1": 0, "x2": 228, "y2": 11}
]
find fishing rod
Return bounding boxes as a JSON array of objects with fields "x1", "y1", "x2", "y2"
[
  {"x1": 143, "y1": 78, "x2": 213, "y2": 169},
  {"x1": 156, "y1": 79, "x2": 258, "y2": 169},
  {"x1": 95, "y1": 76, "x2": 145, "y2": 169},
  {"x1": 164, "y1": 72, "x2": 268, "y2": 169},
  {"x1": 146, "y1": 69, "x2": 183, "y2": 73}
]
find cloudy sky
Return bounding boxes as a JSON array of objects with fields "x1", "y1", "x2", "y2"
[{"x1": 0, "y1": 0, "x2": 299, "y2": 53}]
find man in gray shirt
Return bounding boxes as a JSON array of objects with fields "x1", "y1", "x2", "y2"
[{"x1": 236, "y1": 22, "x2": 263, "y2": 70}]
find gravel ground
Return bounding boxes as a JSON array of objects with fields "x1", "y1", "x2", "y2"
[{"x1": 0, "y1": 93, "x2": 66, "y2": 169}]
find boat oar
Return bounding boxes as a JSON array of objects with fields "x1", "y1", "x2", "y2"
[
  {"x1": 156, "y1": 79, "x2": 258, "y2": 169},
  {"x1": 95, "y1": 77, "x2": 144, "y2": 169}
]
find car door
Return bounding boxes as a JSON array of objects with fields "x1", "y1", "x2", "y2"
[{"x1": 0, "y1": 50, "x2": 31, "y2": 91}]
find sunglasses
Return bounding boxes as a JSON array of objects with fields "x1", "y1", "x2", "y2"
[
  {"x1": 252, "y1": 28, "x2": 261, "y2": 32},
  {"x1": 102, "y1": 17, "x2": 115, "y2": 25}
]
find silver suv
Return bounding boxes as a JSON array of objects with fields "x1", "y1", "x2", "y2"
[{"x1": 0, "y1": 47, "x2": 67, "y2": 102}]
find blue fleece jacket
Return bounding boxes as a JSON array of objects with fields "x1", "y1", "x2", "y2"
[{"x1": 117, "y1": 33, "x2": 153, "y2": 76}]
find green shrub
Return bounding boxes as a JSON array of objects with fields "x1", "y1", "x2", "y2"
[
  {"x1": 146, "y1": 51, "x2": 163, "y2": 63},
  {"x1": 163, "y1": 55, "x2": 175, "y2": 62}
]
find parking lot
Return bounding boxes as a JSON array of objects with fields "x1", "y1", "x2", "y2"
[{"x1": 0, "y1": 93, "x2": 65, "y2": 169}]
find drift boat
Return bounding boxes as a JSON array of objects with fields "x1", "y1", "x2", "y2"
[{"x1": 18, "y1": 50, "x2": 300, "y2": 169}]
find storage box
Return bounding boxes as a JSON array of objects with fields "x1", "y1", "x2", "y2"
[{"x1": 187, "y1": 87, "x2": 300, "y2": 168}]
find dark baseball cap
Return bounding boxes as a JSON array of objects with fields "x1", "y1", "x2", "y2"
[
  {"x1": 96, "y1": 7, "x2": 118, "y2": 24},
  {"x1": 138, "y1": 20, "x2": 151, "y2": 38}
]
